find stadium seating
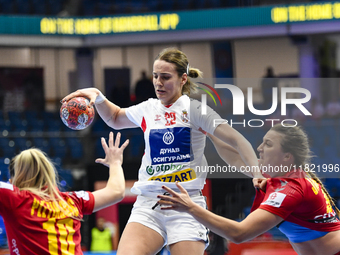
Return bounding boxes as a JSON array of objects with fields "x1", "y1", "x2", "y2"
[
  {"x1": 66, "y1": 137, "x2": 84, "y2": 160},
  {"x1": 324, "y1": 178, "x2": 340, "y2": 198},
  {"x1": 4, "y1": 110, "x2": 340, "y2": 171},
  {"x1": 58, "y1": 169, "x2": 74, "y2": 191}
]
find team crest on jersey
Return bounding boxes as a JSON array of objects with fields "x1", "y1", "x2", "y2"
[{"x1": 181, "y1": 110, "x2": 189, "y2": 123}]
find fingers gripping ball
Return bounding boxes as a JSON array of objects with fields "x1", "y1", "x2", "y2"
[{"x1": 60, "y1": 97, "x2": 95, "y2": 130}]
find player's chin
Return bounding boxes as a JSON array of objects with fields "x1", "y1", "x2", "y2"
[
  {"x1": 156, "y1": 94, "x2": 168, "y2": 103},
  {"x1": 258, "y1": 161, "x2": 268, "y2": 171}
]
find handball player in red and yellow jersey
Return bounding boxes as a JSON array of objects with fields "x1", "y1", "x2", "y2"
[
  {"x1": 158, "y1": 124, "x2": 340, "y2": 255},
  {"x1": 1, "y1": 131, "x2": 128, "y2": 255}
]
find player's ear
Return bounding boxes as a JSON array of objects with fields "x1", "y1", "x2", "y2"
[
  {"x1": 181, "y1": 73, "x2": 188, "y2": 86},
  {"x1": 9, "y1": 179, "x2": 12, "y2": 184},
  {"x1": 283, "y1": 152, "x2": 292, "y2": 162}
]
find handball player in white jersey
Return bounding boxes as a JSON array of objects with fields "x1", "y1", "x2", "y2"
[{"x1": 63, "y1": 48, "x2": 262, "y2": 255}]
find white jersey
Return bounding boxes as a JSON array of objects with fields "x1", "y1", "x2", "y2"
[{"x1": 125, "y1": 95, "x2": 221, "y2": 197}]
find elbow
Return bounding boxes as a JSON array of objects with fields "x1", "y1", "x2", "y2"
[
  {"x1": 109, "y1": 123, "x2": 124, "y2": 130},
  {"x1": 116, "y1": 190, "x2": 125, "y2": 202},
  {"x1": 109, "y1": 186, "x2": 125, "y2": 204},
  {"x1": 230, "y1": 236, "x2": 246, "y2": 244},
  {"x1": 225, "y1": 231, "x2": 248, "y2": 244},
  {"x1": 107, "y1": 122, "x2": 121, "y2": 130},
  {"x1": 107, "y1": 108, "x2": 123, "y2": 129},
  {"x1": 116, "y1": 185, "x2": 126, "y2": 202}
]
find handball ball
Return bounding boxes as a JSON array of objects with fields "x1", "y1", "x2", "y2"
[{"x1": 60, "y1": 97, "x2": 95, "y2": 130}]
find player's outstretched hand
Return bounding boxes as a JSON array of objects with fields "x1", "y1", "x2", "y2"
[
  {"x1": 61, "y1": 88, "x2": 102, "y2": 108},
  {"x1": 157, "y1": 182, "x2": 196, "y2": 212},
  {"x1": 95, "y1": 132, "x2": 129, "y2": 168}
]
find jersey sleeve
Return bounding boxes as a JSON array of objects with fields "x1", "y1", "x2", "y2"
[
  {"x1": 190, "y1": 99, "x2": 223, "y2": 135},
  {"x1": 125, "y1": 100, "x2": 150, "y2": 127},
  {"x1": 68, "y1": 190, "x2": 95, "y2": 215},
  {"x1": 0, "y1": 182, "x2": 15, "y2": 215},
  {"x1": 259, "y1": 180, "x2": 304, "y2": 219}
]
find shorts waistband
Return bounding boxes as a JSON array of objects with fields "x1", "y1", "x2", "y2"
[
  {"x1": 187, "y1": 190, "x2": 202, "y2": 197},
  {"x1": 150, "y1": 190, "x2": 203, "y2": 211},
  {"x1": 139, "y1": 190, "x2": 202, "y2": 199}
]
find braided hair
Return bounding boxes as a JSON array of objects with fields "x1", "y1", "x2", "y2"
[{"x1": 271, "y1": 124, "x2": 340, "y2": 217}]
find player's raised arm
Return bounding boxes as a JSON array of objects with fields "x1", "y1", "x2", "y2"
[
  {"x1": 62, "y1": 88, "x2": 137, "y2": 130},
  {"x1": 92, "y1": 132, "x2": 129, "y2": 212},
  {"x1": 207, "y1": 133, "x2": 247, "y2": 171},
  {"x1": 213, "y1": 123, "x2": 262, "y2": 178}
]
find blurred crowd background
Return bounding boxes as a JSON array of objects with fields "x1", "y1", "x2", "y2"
[{"x1": 0, "y1": 0, "x2": 340, "y2": 254}]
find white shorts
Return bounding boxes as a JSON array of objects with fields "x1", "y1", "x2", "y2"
[{"x1": 127, "y1": 192, "x2": 210, "y2": 248}]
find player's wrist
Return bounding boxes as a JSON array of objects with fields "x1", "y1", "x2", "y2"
[
  {"x1": 109, "y1": 160, "x2": 123, "y2": 167},
  {"x1": 188, "y1": 201, "x2": 201, "y2": 215},
  {"x1": 95, "y1": 91, "x2": 106, "y2": 105},
  {"x1": 253, "y1": 173, "x2": 264, "y2": 178},
  {"x1": 251, "y1": 166, "x2": 263, "y2": 178}
]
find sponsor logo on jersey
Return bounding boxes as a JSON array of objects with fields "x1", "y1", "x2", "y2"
[
  {"x1": 146, "y1": 163, "x2": 184, "y2": 175},
  {"x1": 148, "y1": 168, "x2": 196, "y2": 182},
  {"x1": 150, "y1": 127, "x2": 192, "y2": 165},
  {"x1": 311, "y1": 211, "x2": 339, "y2": 223},
  {"x1": 262, "y1": 192, "x2": 286, "y2": 208},
  {"x1": 12, "y1": 239, "x2": 20, "y2": 255},
  {"x1": 155, "y1": 114, "x2": 161, "y2": 121},
  {"x1": 163, "y1": 131, "x2": 174, "y2": 145}
]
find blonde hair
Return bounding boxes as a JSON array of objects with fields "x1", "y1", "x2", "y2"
[
  {"x1": 271, "y1": 124, "x2": 340, "y2": 217},
  {"x1": 12, "y1": 148, "x2": 79, "y2": 219},
  {"x1": 156, "y1": 48, "x2": 203, "y2": 96}
]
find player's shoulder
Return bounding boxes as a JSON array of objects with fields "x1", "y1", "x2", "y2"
[
  {"x1": 0, "y1": 182, "x2": 21, "y2": 202},
  {"x1": 188, "y1": 96, "x2": 215, "y2": 114},
  {"x1": 189, "y1": 96, "x2": 200, "y2": 104},
  {"x1": 66, "y1": 190, "x2": 91, "y2": 201},
  {"x1": 145, "y1": 98, "x2": 159, "y2": 105},
  {"x1": 135, "y1": 98, "x2": 159, "y2": 111},
  {"x1": 268, "y1": 177, "x2": 304, "y2": 193},
  {"x1": 0, "y1": 182, "x2": 14, "y2": 191},
  {"x1": 187, "y1": 97, "x2": 202, "y2": 111},
  {"x1": 131, "y1": 98, "x2": 159, "y2": 108}
]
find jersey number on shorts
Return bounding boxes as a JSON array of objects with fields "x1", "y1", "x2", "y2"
[
  {"x1": 43, "y1": 218, "x2": 76, "y2": 255},
  {"x1": 165, "y1": 112, "x2": 176, "y2": 126}
]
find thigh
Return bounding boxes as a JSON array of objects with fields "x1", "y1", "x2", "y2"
[
  {"x1": 169, "y1": 240, "x2": 205, "y2": 255},
  {"x1": 166, "y1": 196, "x2": 209, "y2": 247},
  {"x1": 117, "y1": 222, "x2": 164, "y2": 255}
]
